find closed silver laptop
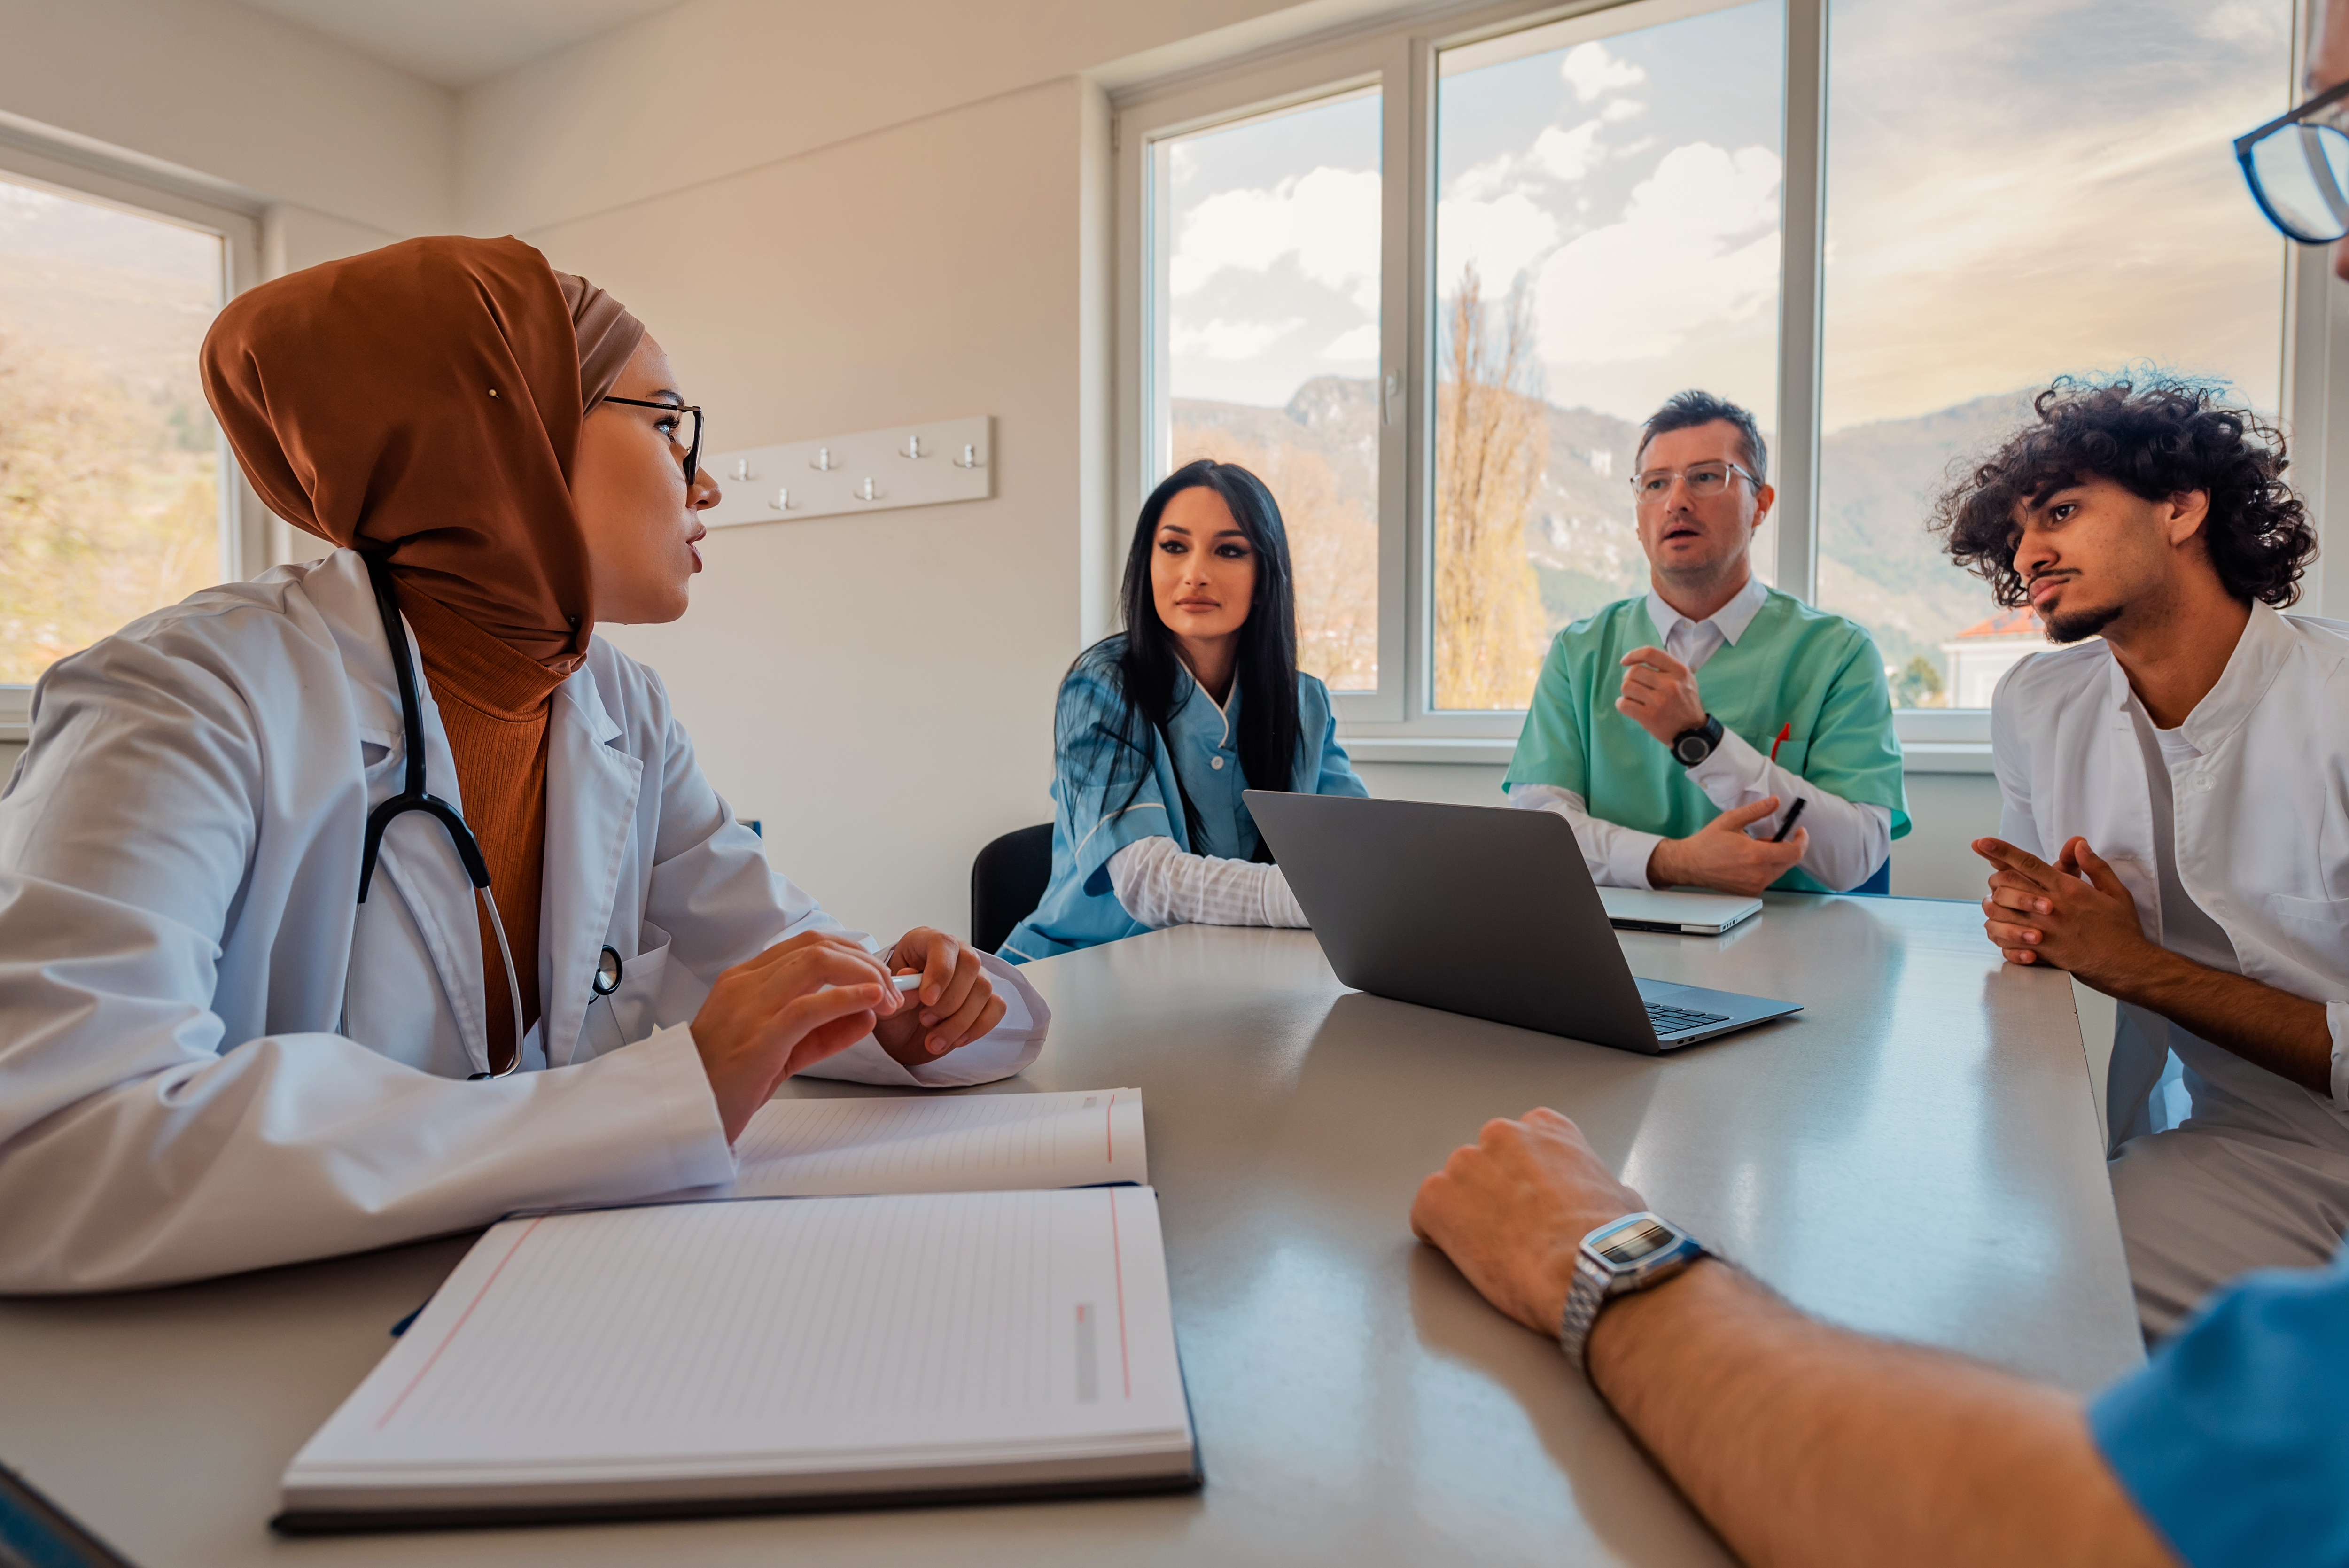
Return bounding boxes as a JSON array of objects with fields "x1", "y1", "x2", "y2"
[
  {"x1": 1244, "y1": 791, "x2": 1801, "y2": 1053},
  {"x1": 1598, "y1": 887, "x2": 1762, "y2": 936}
]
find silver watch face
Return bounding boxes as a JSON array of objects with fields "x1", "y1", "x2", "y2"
[
  {"x1": 1594, "y1": 1215, "x2": 1680, "y2": 1265},
  {"x1": 1674, "y1": 734, "x2": 1709, "y2": 765}
]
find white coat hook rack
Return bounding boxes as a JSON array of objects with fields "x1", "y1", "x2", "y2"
[{"x1": 697, "y1": 415, "x2": 992, "y2": 528}]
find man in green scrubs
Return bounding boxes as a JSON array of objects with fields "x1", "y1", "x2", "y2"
[{"x1": 1505, "y1": 391, "x2": 1907, "y2": 895}]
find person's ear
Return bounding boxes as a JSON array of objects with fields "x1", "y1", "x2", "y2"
[
  {"x1": 2164, "y1": 489, "x2": 2211, "y2": 549},
  {"x1": 1751, "y1": 482, "x2": 1776, "y2": 529}
]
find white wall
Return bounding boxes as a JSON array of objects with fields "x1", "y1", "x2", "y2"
[
  {"x1": 0, "y1": 0, "x2": 451, "y2": 236},
  {"x1": 526, "y1": 78, "x2": 1106, "y2": 942},
  {"x1": 455, "y1": 0, "x2": 1376, "y2": 234}
]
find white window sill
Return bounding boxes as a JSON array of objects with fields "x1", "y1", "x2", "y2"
[
  {"x1": 1344, "y1": 737, "x2": 1519, "y2": 766},
  {"x1": 1345, "y1": 734, "x2": 1994, "y2": 774},
  {"x1": 1899, "y1": 742, "x2": 1994, "y2": 775}
]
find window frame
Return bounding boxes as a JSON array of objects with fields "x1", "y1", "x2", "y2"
[
  {"x1": 0, "y1": 130, "x2": 263, "y2": 733},
  {"x1": 1117, "y1": 0, "x2": 2334, "y2": 762}
]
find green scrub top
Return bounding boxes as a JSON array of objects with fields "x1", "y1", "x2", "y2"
[{"x1": 1503, "y1": 587, "x2": 1908, "y2": 893}]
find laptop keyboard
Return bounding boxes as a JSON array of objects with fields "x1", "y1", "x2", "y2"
[{"x1": 1646, "y1": 1003, "x2": 1731, "y2": 1037}]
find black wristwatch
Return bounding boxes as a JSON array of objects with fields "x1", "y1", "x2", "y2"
[{"x1": 1671, "y1": 714, "x2": 1724, "y2": 768}]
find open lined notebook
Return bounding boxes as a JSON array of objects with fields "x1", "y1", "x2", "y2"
[{"x1": 276, "y1": 1091, "x2": 1196, "y2": 1532}]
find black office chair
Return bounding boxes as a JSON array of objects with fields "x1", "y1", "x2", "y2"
[{"x1": 971, "y1": 823, "x2": 1054, "y2": 955}]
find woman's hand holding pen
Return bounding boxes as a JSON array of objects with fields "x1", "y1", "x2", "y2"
[
  {"x1": 691, "y1": 932, "x2": 905, "y2": 1142},
  {"x1": 872, "y1": 927, "x2": 1006, "y2": 1068}
]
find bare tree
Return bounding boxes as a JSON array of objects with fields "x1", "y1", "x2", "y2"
[{"x1": 1434, "y1": 264, "x2": 1548, "y2": 710}]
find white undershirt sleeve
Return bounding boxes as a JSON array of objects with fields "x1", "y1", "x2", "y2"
[
  {"x1": 1683, "y1": 729, "x2": 1892, "y2": 892},
  {"x1": 1106, "y1": 836, "x2": 1309, "y2": 929},
  {"x1": 1507, "y1": 783, "x2": 1663, "y2": 890}
]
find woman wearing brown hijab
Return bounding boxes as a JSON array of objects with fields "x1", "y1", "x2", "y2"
[{"x1": 0, "y1": 236, "x2": 1048, "y2": 1292}]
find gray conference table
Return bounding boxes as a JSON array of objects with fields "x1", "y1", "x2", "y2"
[{"x1": 1, "y1": 894, "x2": 2140, "y2": 1567}]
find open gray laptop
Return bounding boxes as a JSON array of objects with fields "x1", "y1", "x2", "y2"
[{"x1": 1245, "y1": 791, "x2": 1800, "y2": 1053}]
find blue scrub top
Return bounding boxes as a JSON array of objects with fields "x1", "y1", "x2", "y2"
[
  {"x1": 2090, "y1": 1240, "x2": 2349, "y2": 1564},
  {"x1": 999, "y1": 636, "x2": 1366, "y2": 963}
]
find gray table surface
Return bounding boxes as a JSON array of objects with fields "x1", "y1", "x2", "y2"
[{"x1": 0, "y1": 895, "x2": 2141, "y2": 1567}]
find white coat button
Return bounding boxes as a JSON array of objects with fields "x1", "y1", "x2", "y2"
[{"x1": 1211, "y1": 756, "x2": 1224, "y2": 770}]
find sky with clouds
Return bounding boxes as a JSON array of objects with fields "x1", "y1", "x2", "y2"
[
  {"x1": 1159, "y1": 91, "x2": 1383, "y2": 407},
  {"x1": 1158, "y1": 0, "x2": 2295, "y2": 435}
]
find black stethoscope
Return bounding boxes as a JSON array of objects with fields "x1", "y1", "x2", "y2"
[
  {"x1": 353, "y1": 555, "x2": 633, "y2": 1077},
  {"x1": 356, "y1": 552, "x2": 526, "y2": 1080}
]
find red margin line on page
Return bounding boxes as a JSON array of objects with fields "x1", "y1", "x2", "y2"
[
  {"x1": 1109, "y1": 1189, "x2": 1132, "y2": 1400},
  {"x1": 1105, "y1": 1091, "x2": 1116, "y2": 1165},
  {"x1": 375, "y1": 1214, "x2": 546, "y2": 1429}
]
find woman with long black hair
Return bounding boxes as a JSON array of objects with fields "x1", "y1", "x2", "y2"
[{"x1": 999, "y1": 459, "x2": 1367, "y2": 962}]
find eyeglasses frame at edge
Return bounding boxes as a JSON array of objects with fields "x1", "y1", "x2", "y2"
[{"x1": 2234, "y1": 76, "x2": 2349, "y2": 245}]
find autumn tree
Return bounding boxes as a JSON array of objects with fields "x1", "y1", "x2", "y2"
[
  {"x1": 1433, "y1": 264, "x2": 1548, "y2": 710},
  {"x1": 0, "y1": 331, "x2": 219, "y2": 683}
]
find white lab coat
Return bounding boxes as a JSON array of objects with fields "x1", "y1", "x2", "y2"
[
  {"x1": 1991, "y1": 601, "x2": 2349, "y2": 1148},
  {"x1": 0, "y1": 550, "x2": 1046, "y2": 1293}
]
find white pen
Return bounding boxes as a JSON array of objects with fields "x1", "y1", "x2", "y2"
[{"x1": 890, "y1": 972, "x2": 925, "y2": 993}]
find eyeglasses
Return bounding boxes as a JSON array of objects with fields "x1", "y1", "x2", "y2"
[
  {"x1": 2236, "y1": 78, "x2": 2349, "y2": 244},
  {"x1": 1630, "y1": 460, "x2": 1760, "y2": 507},
  {"x1": 601, "y1": 396, "x2": 705, "y2": 484}
]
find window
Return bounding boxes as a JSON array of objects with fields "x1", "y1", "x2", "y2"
[
  {"x1": 1813, "y1": 0, "x2": 2293, "y2": 711},
  {"x1": 1433, "y1": 0, "x2": 1785, "y2": 708},
  {"x1": 1150, "y1": 88, "x2": 1384, "y2": 693},
  {"x1": 0, "y1": 168, "x2": 234, "y2": 685},
  {"x1": 1116, "y1": 0, "x2": 2333, "y2": 748}
]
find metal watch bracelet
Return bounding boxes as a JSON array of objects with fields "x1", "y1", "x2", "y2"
[{"x1": 1558, "y1": 1249, "x2": 1616, "y2": 1372}]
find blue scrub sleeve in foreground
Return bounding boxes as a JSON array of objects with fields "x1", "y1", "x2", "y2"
[{"x1": 2088, "y1": 1244, "x2": 2349, "y2": 1567}]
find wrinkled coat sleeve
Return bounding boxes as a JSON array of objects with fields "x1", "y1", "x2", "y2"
[
  {"x1": 0, "y1": 628, "x2": 736, "y2": 1294},
  {"x1": 631, "y1": 686, "x2": 1048, "y2": 1090}
]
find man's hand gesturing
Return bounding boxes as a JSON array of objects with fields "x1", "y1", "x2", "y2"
[{"x1": 1616, "y1": 645, "x2": 1709, "y2": 745}]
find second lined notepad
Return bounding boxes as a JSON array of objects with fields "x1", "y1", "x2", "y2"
[{"x1": 276, "y1": 1185, "x2": 1198, "y2": 1531}]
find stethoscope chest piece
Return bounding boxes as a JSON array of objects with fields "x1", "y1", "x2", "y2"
[{"x1": 593, "y1": 945, "x2": 624, "y2": 999}]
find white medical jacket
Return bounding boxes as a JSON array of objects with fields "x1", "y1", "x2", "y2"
[
  {"x1": 1991, "y1": 603, "x2": 2349, "y2": 1151},
  {"x1": 0, "y1": 551, "x2": 1046, "y2": 1292}
]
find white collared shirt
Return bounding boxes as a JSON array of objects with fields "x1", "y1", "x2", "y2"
[
  {"x1": 1992, "y1": 601, "x2": 2349, "y2": 1142},
  {"x1": 1513, "y1": 575, "x2": 1893, "y2": 892},
  {"x1": 1645, "y1": 573, "x2": 1768, "y2": 675}
]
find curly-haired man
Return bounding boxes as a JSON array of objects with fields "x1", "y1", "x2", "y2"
[{"x1": 1940, "y1": 375, "x2": 2343, "y2": 1340}]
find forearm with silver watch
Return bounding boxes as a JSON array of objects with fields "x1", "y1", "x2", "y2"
[{"x1": 1558, "y1": 1210, "x2": 1713, "y2": 1370}]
